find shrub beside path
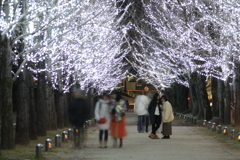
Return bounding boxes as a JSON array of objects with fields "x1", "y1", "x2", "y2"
[{"x1": 49, "y1": 112, "x2": 240, "y2": 160}]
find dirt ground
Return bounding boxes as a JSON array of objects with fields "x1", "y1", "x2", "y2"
[{"x1": 1, "y1": 112, "x2": 240, "y2": 160}]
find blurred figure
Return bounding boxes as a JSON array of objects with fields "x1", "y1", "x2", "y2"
[
  {"x1": 134, "y1": 92, "x2": 151, "y2": 133},
  {"x1": 110, "y1": 91, "x2": 127, "y2": 148},
  {"x1": 148, "y1": 93, "x2": 162, "y2": 139},
  {"x1": 68, "y1": 89, "x2": 90, "y2": 148},
  {"x1": 94, "y1": 94, "x2": 110, "y2": 148},
  {"x1": 161, "y1": 95, "x2": 174, "y2": 139}
]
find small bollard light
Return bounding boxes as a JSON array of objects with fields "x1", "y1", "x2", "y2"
[
  {"x1": 62, "y1": 131, "x2": 68, "y2": 142},
  {"x1": 217, "y1": 125, "x2": 222, "y2": 134},
  {"x1": 207, "y1": 121, "x2": 212, "y2": 129},
  {"x1": 45, "y1": 138, "x2": 52, "y2": 151},
  {"x1": 231, "y1": 129, "x2": 236, "y2": 139},
  {"x1": 203, "y1": 120, "x2": 207, "y2": 127},
  {"x1": 223, "y1": 126, "x2": 228, "y2": 135},
  {"x1": 238, "y1": 132, "x2": 240, "y2": 142},
  {"x1": 68, "y1": 128, "x2": 73, "y2": 140},
  {"x1": 36, "y1": 143, "x2": 43, "y2": 158},
  {"x1": 55, "y1": 134, "x2": 61, "y2": 147},
  {"x1": 211, "y1": 123, "x2": 216, "y2": 131}
]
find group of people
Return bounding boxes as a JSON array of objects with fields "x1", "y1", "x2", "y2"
[
  {"x1": 69, "y1": 89, "x2": 127, "y2": 149},
  {"x1": 68, "y1": 89, "x2": 173, "y2": 150},
  {"x1": 134, "y1": 92, "x2": 174, "y2": 139},
  {"x1": 94, "y1": 91, "x2": 127, "y2": 148}
]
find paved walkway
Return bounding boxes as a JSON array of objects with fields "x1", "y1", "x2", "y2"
[{"x1": 50, "y1": 112, "x2": 240, "y2": 160}]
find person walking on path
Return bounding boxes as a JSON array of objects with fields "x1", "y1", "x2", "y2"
[
  {"x1": 94, "y1": 94, "x2": 110, "y2": 148},
  {"x1": 148, "y1": 93, "x2": 162, "y2": 139},
  {"x1": 68, "y1": 89, "x2": 90, "y2": 148},
  {"x1": 134, "y1": 93, "x2": 151, "y2": 133},
  {"x1": 110, "y1": 91, "x2": 127, "y2": 148},
  {"x1": 161, "y1": 95, "x2": 174, "y2": 139}
]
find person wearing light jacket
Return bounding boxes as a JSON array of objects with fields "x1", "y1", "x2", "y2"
[
  {"x1": 161, "y1": 95, "x2": 174, "y2": 139},
  {"x1": 95, "y1": 94, "x2": 110, "y2": 148},
  {"x1": 134, "y1": 93, "x2": 151, "y2": 133}
]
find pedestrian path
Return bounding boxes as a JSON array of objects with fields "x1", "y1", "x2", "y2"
[{"x1": 50, "y1": 112, "x2": 240, "y2": 160}]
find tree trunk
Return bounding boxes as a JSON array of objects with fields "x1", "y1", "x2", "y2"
[
  {"x1": 15, "y1": 63, "x2": 30, "y2": 145},
  {"x1": 29, "y1": 87, "x2": 38, "y2": 140},
  {"x1": 87, "y1": 88, "x2": 95, "y2": 119},
  {"x1": 224, "y1": 78, "x2": 231, "y2": 124},
  {"x1": 174, "y1": 83, "x2": 188, "y2": 112},
  {"x1": 51, "y1": 87, "x2": 58, "y2": 130},
  {"x1": 55, "y1": 90, "x2": 64, "y2": 128},
  {"x1": 189, "y1": 72, "x2": 199, "y2": 116},
  {"x1": 64, "y1": 93, "x2": 70, "y2": 127},
  {"x1": 0, "y1": 34, "x2": 2, "y2": 155},
  {"x1": 197, "y1": 74, "x2": 212, "y2": 120},
  {"x1": 36, "y1": 61, "x2": 47, "y2": 136},
  {"x1": 0, "y1": 36, "x2": 15, "y2": 149},
  {"x1": 211, "y1": 77, "x2": 219, "y2": 117},
  {"x1": 234, "y1": 61, "x2": 240, "y2": 127},
  {"x1": 46, "y1": 85, "x2": 57, "y2": 130},
  {"x1": 217, "y1": 79, "x2": 224, "y2": 123}
]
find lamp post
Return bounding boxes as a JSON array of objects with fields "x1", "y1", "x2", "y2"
[
  {"x1": 211, "y1": 123, "x2": 216, "y2": 131},
  {"x1": 238, "y1": 132, "x2": 240, "y2": 142},
  {"x1": 217, "y1": 125, "x2": 222, "y2": 134},
  {"x1": 36, "y1": 144, "x2": 43, "y2": 158},
  {"x1": 55, "y1": 134, "x2": 61, "y2": 147},
  {"x1": 231, "y1": 129, "x2": 236, "y2": 139},
  {"x1": 223, "y1": 126, "x2": 228, "y2": 135},
  {"x1": 62, "y1": 131, "x2": 68, "y2": 142},
  {"x1": 45, "y1": 139, "x2": 52, "y2": 151}
]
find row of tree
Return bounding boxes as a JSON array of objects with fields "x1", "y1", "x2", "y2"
[
  {"x1": 1, "y1": 0, "x2": 240, "y2": 151},
  {"x1": 0, "y1": 0, "x2": 122, "y2": 151},
  {"x1": 116, "y1": 0, "x2": 240, "y2": 126}
]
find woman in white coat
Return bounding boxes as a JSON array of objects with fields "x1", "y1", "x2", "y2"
[
  {"x1": 95, "y1": 94, "x2": 110, "y2": 148},
  {"x1": 161, "y1": 95, "x2": 174, "y2": 139}
]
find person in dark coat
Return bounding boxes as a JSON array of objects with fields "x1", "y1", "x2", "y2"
[
  {"x1": 148, "y1": 93, "x2": 162, "y2": 139},
  {"x1": 69, "y1": 89, "x2": 90, "y2": 148}
]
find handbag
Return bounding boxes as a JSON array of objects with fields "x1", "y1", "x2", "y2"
[{"x1": 98, "y1": 118, "x2": 107, "y2": 124}]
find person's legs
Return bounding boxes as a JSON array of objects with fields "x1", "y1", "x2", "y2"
[
  {"x1": 119, "y1": 138, "x2": 123, "y2": 148},
  {"x1": 145, "y1": 115, "x2": 149, "y2": 132},
  {"x1": 137, "y1": 116, "x2": 141, "y2": 132},
  {"x1": 104, "y1": 130, "x2": 108, "y2": 148},
  {"x1": 142, "y1": 115, "x2": 146, "y2": 133},
  {"x1": 74, "y1": 127, "x2": 80, "y2": 148},
  {"x1": 155, "y1": 116, "x2": 161, "y2": 132},
  {"x1": 99, "y1": 130, "x2": 103, "y2": 148},
  {"x1": 152, "y1": 116, "x2": 160, "y2": 139},
  {"x1": 149, "y1": 117, "x2": 157, "y2": 139}
]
